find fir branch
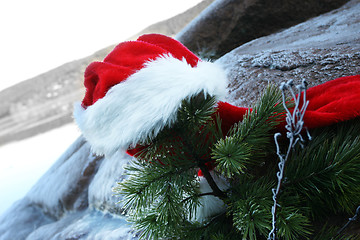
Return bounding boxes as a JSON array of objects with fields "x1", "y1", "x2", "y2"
[
  {"x1": 269, "y1": 80, "x2": 309, "y2": 240},
  {"x1": 117, "y1": 161, "x2": 197, "y2": 216},
  {"x1": 178, "y1": 92, "x2": 217, "y2": 126},
  {"x1": 198, "y1": 162, "x2": 227, "y2": 199},
  {"x1": 181, "y1": 192, "x2": 217, "y2": 203},
  {"x1": 230, "y1": 176, "x2": 274, "y2": 239},
  {"x1": 229, "y1": 84, "x2": 286, "y2": 145},
  {"x1": 212, "y1": 138, "x2": 254, "y2": 178},
  {"x1": 212, "y1": 85, "x2": 285, "y2": 179},
  {"x1": 334, "y1": 206, "x2": 360, "y2": 239},
  {"x1": 276, "y1": 206, "x2": 312, "y2": 240},
  {"x1": 284, "y1": 120, "x2": 360, "y2": 217}
]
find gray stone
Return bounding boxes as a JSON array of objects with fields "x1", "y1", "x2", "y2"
[
  {"x1": 177, "y1": 0, "x2": 350, "y2": 58},
  {"x1": 217, "y1": 0, "x2": 360, "y2": 107}
]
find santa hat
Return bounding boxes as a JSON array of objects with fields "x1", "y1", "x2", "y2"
[{"x1": 74, "y1": 34, "x2": 228, "y2": 156}]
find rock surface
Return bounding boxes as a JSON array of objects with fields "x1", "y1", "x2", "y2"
[
  {"x1": 177, "y1": 0, "x2": 350, "y2": 58},
  {"x1": 1, "y1": 0, "x2": 360, "y2": 239},
  {"x1": 218, "y1": 0, "x2": 360, "y2": 107}
]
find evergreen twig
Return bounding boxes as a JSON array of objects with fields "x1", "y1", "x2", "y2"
[
  {"x1": 179, "y1": 131, "x2": 226, "y2": 199},
  {"x1": 190, "y1": 212, "x2": 227, "y2": 232},
  {"x1": 177, "y1": 111, "x2": 227, "y2": 200},
  {"x1": 181, "y1": 192, "x2": 217, "y2": 203},
  {"x1": 198, "y1": 162, "x2": 227, "y2": 199},
  {"x1": 268, "y1": 80, "x2": 309, "y2": 240},
  {"x1": 213, "y1": 85, "x2": 285, "y2": 179},
  {"x1": 333, "y1": 205, "x2": 360, "y2": 239}
]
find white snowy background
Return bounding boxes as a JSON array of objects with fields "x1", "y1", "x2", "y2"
[{"x1": 0, "y1": 0, "x2": 202, "y2": 216}]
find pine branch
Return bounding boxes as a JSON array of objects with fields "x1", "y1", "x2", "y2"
[
  {"x1": 198, "y1": 162, "x2": 227, "y2": 199},
  {"x1": 230, "y1": 84, "x2": 287, "y2": 144},
  {"x1": 275, "y1": 206, "x2": 312, "y2": 240},
  {"x1": 190, "y1": 212, "x2": 227, "y2": 231},
  {"x1": 313, "y1": 223, "x2": 359, "y2": 240},
  {"x1": 181, "y1": 192, "x2": 217, "y2": 203},
  {"x1": 177, "y1": 125, "x2": 226, "y2": 199},
  {"x1": 334, "y1": 206, "x2": 360, "y2": 239},
  {"x1": 213, "y1": 84, "x2": 285, "y2": 179},
  {"x1": 177, "y1": 134, "x2": 227, "y2": 199},
  {"x1": 116, "y1": 84, "x2": 360, "y2": 239},
  {"x1": 284, "y1": 121, "x2": 360, "y2": 217},
  {"x1": 229, "y1": 176, "x2": 274, "y2": 239},
  {"x1": 212, "y1": 137, "x2": 252, "y2": 177},
  {"x1": 117, "y1": 161, "x2": 197, "y2": 217},
  {"x1": 183, "y1": 212, "x2": 243, "y2": 240}
]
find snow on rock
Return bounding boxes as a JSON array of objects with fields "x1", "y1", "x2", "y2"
[
  {"x1": 88, "y1": 151, "x2": 132, "y2": 213},
  {"x1": 0, "y1": 198, "x2": 55, "y2": 240},
  {"x1": 217, "y1": 0, "x2": 360, "y2": 107},
  {"x1": 26, "y1": 210, "x2": 136, "y2": 240},
  {"x1": 26, "y1": 136, "x2": 97, "y2": 218}
]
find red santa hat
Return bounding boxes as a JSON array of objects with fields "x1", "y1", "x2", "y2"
[{"x1": 74, "y1": 34, "x2": 228, "y2": 156}]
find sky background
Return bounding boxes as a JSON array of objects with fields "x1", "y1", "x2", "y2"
[
  {"x1": 0, "y1": 0, "x2": 202, "y2": 92},
  {"x1": 0, "y1": 0, "x2": 202, "y2": 216}
]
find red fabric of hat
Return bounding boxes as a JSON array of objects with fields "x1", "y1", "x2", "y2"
[
  {"x1": 82, "y1": 34, "x2": 200, "y2": 108},
  {"x1": 74, "y1": 34, "x2": 228, "y2": 156},
  {"x1": 303, "y1": 75, "x2": 360, "y2": 129}
]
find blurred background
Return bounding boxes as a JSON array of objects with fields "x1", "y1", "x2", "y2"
[{"x1": 0, "y1": 0, "x2": 206, "y2": 216}]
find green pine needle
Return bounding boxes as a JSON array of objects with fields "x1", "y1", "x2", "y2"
[
  {"x1": 276, "y1": 206, "x2": 312, "y2": 240},
  {"x1": 233, "y1": 199, "x2": 272, "y2": 239},
  {"x1": 178, "y1": 92, "x2": 217, "y2": 127},
  {"x1": 285, "y1": 119, "x2": 360, "y2": 217},
  {"x1": 212, "y1": 84, "x2": 286, "y2": 178},
  {"x1": 229, "y1": 177, "x2": 274, "y2": 239},
  {"x1": 212, "y1": 137, "x2": 252, "y2": 177}
]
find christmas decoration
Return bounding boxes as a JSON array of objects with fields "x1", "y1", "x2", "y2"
[
  {"x1": 74, "y1": 34, "x2": 360, "y2": 239},
  {"x1": 74, "y1": 34, "x2": 227, "y2": 157}
]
